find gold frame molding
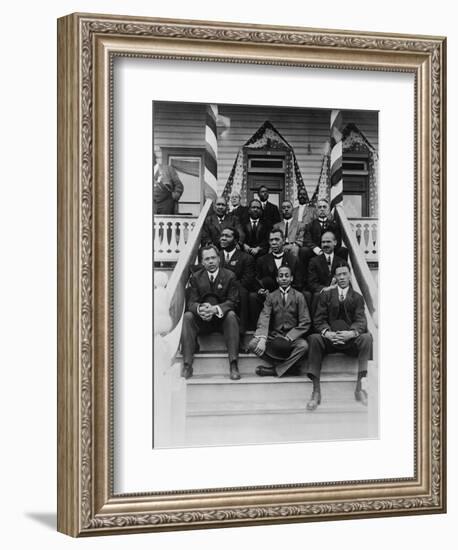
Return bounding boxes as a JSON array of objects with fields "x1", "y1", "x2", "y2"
[{"x1": 57, "y1": 12, "x2": 446, "y2": 536}]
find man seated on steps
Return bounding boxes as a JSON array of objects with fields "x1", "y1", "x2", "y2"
[
  {"x1": 181, "y1": 244, "x2": 241, "y2": 381},
  {"x1": 307, "y1": 230, "x2": 345, "y2": 313},
  {"x1": 306, "y1": 262, "x2": 373, "y2": 411},
  {"x1": 200, "y1": 196, "x2": 244, "y2": 248},
  {"x1": 219, "y1": 226, "x2": 255, "y2": 336},
  {"x1": 248, "y1": 265, "x2": 311, "y2": 378},
  {"x1": 248, "y1": 227, "x2": 307, "y2": 329}
]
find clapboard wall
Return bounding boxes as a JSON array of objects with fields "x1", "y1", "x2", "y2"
[{"x1": 153, "y1": 101, "x2": 378, "y2": 199}]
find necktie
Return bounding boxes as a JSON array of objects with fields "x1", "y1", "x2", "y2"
[
  {"x1": 252, "y1": 221, "x2": 257, "y2": 233},
  {"x1": 284, "y1": 220, "x2": 289, "y2": 242},
  {"x1": 326, "y1": 255, "x2": 331, "y2": 269},
  {"x1": 339, "y1": 292, "x2": 345, "y2": 302},
  {"x1": 210, "y1": 274, "x2": 215, "y2": 288},
  {"x1": 226, "y1": 252, "x2": 230, "y2": 263},
  {"x1": 282, "y1": 290, "x2": 287, "y2": 306}
]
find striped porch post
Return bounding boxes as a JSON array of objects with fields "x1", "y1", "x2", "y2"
[
  {"x1": 204, "y1": 104, "x2": 218, "y2": 201},
  {"x1": 329, "y1": 109, "x2": 343, "y2": 210}
]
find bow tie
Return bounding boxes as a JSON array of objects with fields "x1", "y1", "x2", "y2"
[{"x1": 273, "y1": 254, "x2": 284, "y2": 259}]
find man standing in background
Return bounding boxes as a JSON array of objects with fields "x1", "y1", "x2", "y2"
[
  {"x1": 153, "y1": 153, "x2": 184, "y2": 215},
  {"x1": 258, "y1": 185, "x2": 281, "y2": 227}
]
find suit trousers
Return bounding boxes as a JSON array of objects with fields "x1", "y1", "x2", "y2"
[
  {"x1": 238, "y1": 286, "x2": 249, "y2": 333},
  {"x1": 181, "y1": 310, "x2": 240, "y2": 366},
  {"x1": 248, "y1": 291, "x2": 264, "y2": 330},
  {"x1": 248, "y1": 336, "x2": 308, "y2": 377},
  {"x1": 306, "y1": 332, "x2": 373, "y2": 379}
]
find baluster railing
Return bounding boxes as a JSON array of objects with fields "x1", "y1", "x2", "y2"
[
  {"x1": 348, "y1": 218, "x2": 379, "y2": 262},
  {"x1": 153, "y1": 215, "x2": 198, "y2": 262}
]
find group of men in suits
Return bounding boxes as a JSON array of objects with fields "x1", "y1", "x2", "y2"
[{"x1": 180, "y1": 188, "x2": 372, "y2": 410}]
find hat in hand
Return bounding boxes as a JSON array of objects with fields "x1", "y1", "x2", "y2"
[{"x1": 265, "y1": 336, "x2": 292, "y2": 361}]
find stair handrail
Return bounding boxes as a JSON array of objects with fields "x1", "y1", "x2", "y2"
[{"x1": 335, "y1": 204, "x2": 378, "y2": 327}]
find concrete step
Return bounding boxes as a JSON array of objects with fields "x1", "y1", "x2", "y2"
[
  {"x1": 186, "y1": 374, "x2": 362, "y2": 409},
  {"x1": 178, "y1": 351, "x2": 360, "y2": 377},
  {"x1": 179, "y1": 353, "x2": 271, "y2": 376},
  {"x1": 187, "y1": 396, "x2": 368, "y2": 416}
]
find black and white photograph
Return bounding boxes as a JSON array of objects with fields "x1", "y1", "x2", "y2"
[{"x1": 153, "y1": 101, "x2": 379, "y2": 448}]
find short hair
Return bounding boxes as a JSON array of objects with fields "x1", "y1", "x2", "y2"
[
  {"x1": 249, "y1": 198, "x2": 262, "y2": 208},
  {"x1": 332, "y1": 260, "x2": 351, "y2": 276},
  {"x1": 270, "y1": 228, "x2": 285, "y2": 240},
  {"x1": 199, "y1": 244, "x2": 219, "y2": 262},
  {"x1": 258, "y1": 185, "x2": 269, "y2": 193},
  {"x1": 317, "y1": 198, "x2": 329, "y2": 205},
  {"x1": 230, "y1": 191, "x2": 241, "y2": 198},
  {"x1": 277, "y1": 264, "x2": 292, "y2": 275},
  {"x1": 321, "y1": 230, "x2": 337, "y2": 242},
  {"x1": 221, "y1": 226, "x2": 240, "y2": 242},
  {"x1": 281, "y1": 200, "x2": 293, "y2": 207},
  {"x1": 215, "y1": 196, "x2": 227, "y2": 205}
]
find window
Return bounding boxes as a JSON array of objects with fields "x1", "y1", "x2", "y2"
[
  {"x1": 343, "y1": 153, "x2": 370, "y2": 217},
  {"x1": 161, "y1": 148, "x2": 205, "y2": 216}
]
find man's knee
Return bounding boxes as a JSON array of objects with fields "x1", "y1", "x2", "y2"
[
  {"x1": 357, "y1": 332, "x2": 373, "y2": 347},
  {"x1": 308, "y1": 333, "x2": 323, "y2": 346},
  {"x1": 223, "y1": 310, "x2": 239, "y2": 327},
  {"x1": 183, "y1": 311, "x2": 195, "y2": 325},
  {"x1": 294, "y1": 338, "x2": 308, "y2": 352}
]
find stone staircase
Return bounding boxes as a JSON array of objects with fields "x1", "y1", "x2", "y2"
[{"x1": 178, "y1": 331, "x2": 378, "y2": 447}]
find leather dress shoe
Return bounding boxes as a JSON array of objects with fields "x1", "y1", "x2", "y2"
[
  {"x1": 182, "y1": 365, "x2": 193, "y2": 379},
  {"x1": 255, "y1": 366, "x2": 277, "y2": 377},
  {"x1": 306, "y1": 390, "x2": 321, "y2": 411},
  {"x1": 230, "y1": 363, "x2": 241, "y2": 380},
  {"x1": 355, "y1": 388, "x2": 368, "y2": 406}
]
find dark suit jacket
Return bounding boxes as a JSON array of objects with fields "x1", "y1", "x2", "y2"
[
  {"x1": 304, "y1": 218, "x2": 343, "y2": 250},
  {"x1": 255, "y1": 250, "x2": 301, "y2": 292},
  {"x1": 255, "y1": 288, "x2": 311, "y2": 341},
  {"x1": 219, "y1": 249, "x2": 256, "y2": 291},
  {"x1": 308, "y1": 254, "x2": 346, "y2": 294},
  {"x1": 153, "y1": 164, "x2": 184, "y2": 215},
  {"x1": 260, "y1": 201, "x2": 281, "y2": 226},
  {"x1": 187, "y1": 267, "x2": 239, "y2": 317},
  {"x1": 242, "y1": 219, "x2": 271, "y2": 256},
  {"x1": 313, "y1": 286, "x2": 367, "y2": 335},
  {"x1": 200, "y1": 212, "x2": 244, "y2": 247},
  {"x1": 231, "y1": 205, "x2": 249, "y2": 225}
]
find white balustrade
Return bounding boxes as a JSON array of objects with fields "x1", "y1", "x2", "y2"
[
  {"x1": 348, "y1": 218, "x2": 379, "y2": 262},
  {"x1": 153, "y1": 215, "x2": 197, "y2": 262}
]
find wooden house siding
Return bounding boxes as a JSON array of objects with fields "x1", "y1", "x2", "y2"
[{"x1": 153, "y1": 101, "x2": 378, "y2": 199}]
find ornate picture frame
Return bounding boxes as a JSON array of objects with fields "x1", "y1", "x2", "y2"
[{"x1": 57, "y1": 13, "x2": 446, "y2": 536}]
